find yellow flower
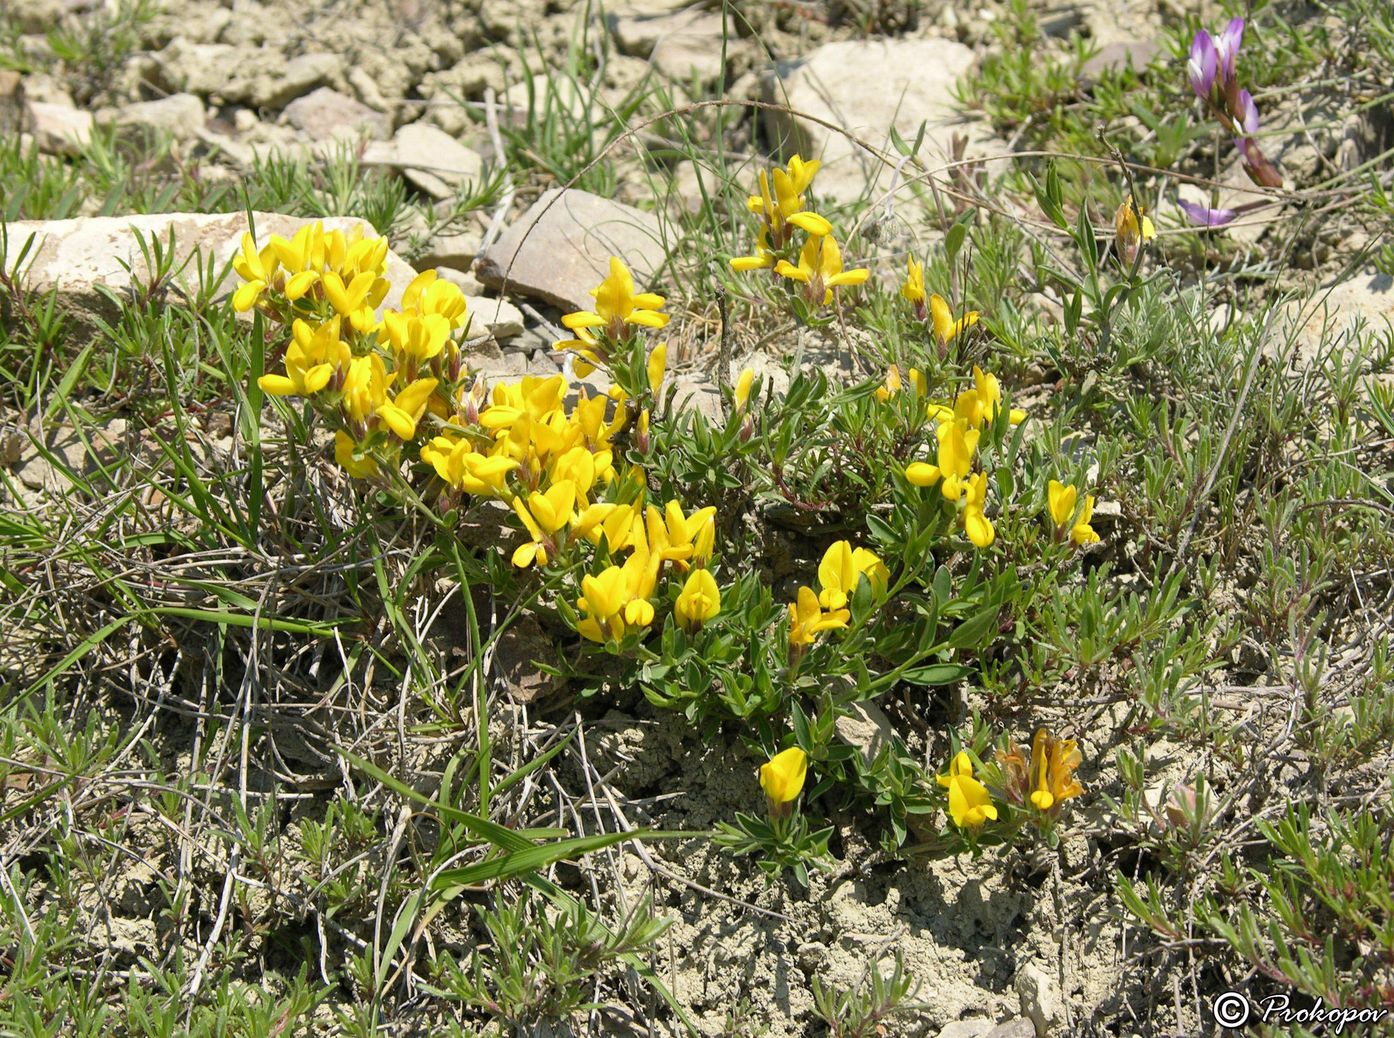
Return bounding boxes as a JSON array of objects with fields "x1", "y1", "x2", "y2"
[
  {"x1": 963, "y1": 471, "x2": 995, "y2": 549},
  {"x1": 1026, "y1": 728, "x2": 1084, "y2": 812},
  {"x1": 401, "y1": 269, "x2": 469, "y2": 331},
  {"x1": 420, "y1": 435, "x2": 518, "y2": 496},
  {"x1": 1071, "y1": 494, "x2": 1101, "y2": 546},
  {"x1": 733, "y1": 367, "x2": 756, "y2": 412},
  {"x1": 231, "y1": 232, "x2": 280, "y2": 312},
  {"x1": 377, "y1": 376, "x2": 439, "y2": 441},
  {"x1": 907, "y1": 416, "x2": 980, "y2": 500},
  {"x1": 339, "y1": 353, "x2": 390, "y2": 428},
  {"x1": 577, "y1": 565, "x2": 630, "y2": 642},
  {"x1": 929, "y1": 294, "x2": 978, "y2": 347},
  {"x1": 674, "y1": 568, "x2": 720, "y2": 632},
  {"x1": 730, "y1": 223, "x2": 776, "y2": 273},
  {"x1": 258, "y1": 317, "x2": 348, "y2": 397},
  {"x1": 937, "y1": 751, "x2": 998, "y2": 829},
  {"x1": 874, "y1": 365, "x2": 902, "y2": 402},
  {"x1": 759, "y1": 746, "x2": 808, "y2": 805},
  {"x1": 1114, "y1": 194, "x2": 1156, "y2": 255},
  {"x1": 817, "y1": 541, "x2": 888, "y2": 610},
  {"x1": 901, "y1": 256, "x2": 925, "y2": 306},
  {"x1": 334, "y1": 429, "x2": 378, "y2": 479},
  {"x1": 381, "y1": 309, "x2": 451, "y2": 365},
  {"x1": 561, "y1": 257, "x2": 668, "y2": 338},
  {"x1": 774, "y1": 235, "x2": 869, "y2": 307},
  {"x1": 1048, "y1": 480, "x2": 1102, "y2": 545},
  {"x1": 646, "y1": 500, "x2": 717, "y2": 567},
  {"x1": 971, "y1": 366, "x2": 1002, "y2": 426},
  {"x1": 732, "y1": 155, "x2": 832, "y2": 274},
  {"x1": 1047, "y1": 479, "x2": 1077, "y2": 527},
  {"x1": 510, "y1": 479, "x2": 577, "y2": 568},
  {"x1": 647, "y1": 342, "x2": 667, "y2": 396},
  {"x1": 788, "y1": 585, "x2": 849, "y2": 647}
]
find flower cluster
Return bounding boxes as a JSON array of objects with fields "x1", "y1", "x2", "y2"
[
  {"x1": 939, "y1": 728, "x2": 1085, "y2": 832},
  {"x1": 786, "y1": 540, "x2": 888, "y2": 660},
  {"x1": 1187, "y1": 18, "x2": 1282, "y2": 194},
  {"x1": 237, "y1": 227, "x2": 725, "y2": 650},
  {"x1": 903, "y1": 365, "x2": 1024, "y2": 549},
  {"x1": 730, "y1": 155, "x2": 869, "y2": 310},
  {"x1": 900, "y1": 257, "x2": 979, "y2": 355},
  {"x1": 240, "y1": 222, "x2": 471, "y2": 481},
  {"x1": 1047, "y1": 479, "x2": 1101, "y2": 546}
]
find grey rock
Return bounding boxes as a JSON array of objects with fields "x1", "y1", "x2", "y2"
[
  {"x1": 415, "y1": 225, "x2": 484, "y2": 273},
  {"x1": 492, "y1": 614, "x2": 565, "y2": 704},
  {"x1": 254, "y1": 52, "x2": 338, "y2": 109},
  {"x1": 1014, "y1": 962, "x2": 1063, "y2": 1037},
  {"x1": 668, "y1": 372, "x2": 723, "y2": 424},
  {"x1": 283, "y1": 86, "x2": 390, "y2": 141},
  {"x1": 0, "y1": 212, "x2": 419, "y2": 342},
  {"x1": 834, "y1": 700, "x2": 897, "y2": 768},
  {"x1": 112, "y1": 93, "x2": 206, "y2": 138},
  {"x1": 154, "y1": 38, "x2": 334, "y2": 108},
  {"x1": 462, "y1": 295, "x2": 525, "y2": 341},
  {"x1": 762, "y1": 38, "x2": 998, "y2": 201},
  {"x1": 610, "y1": 7, "x2": 729, "y2": 83},
  {"x1": 25, "y1": 100, "x2": 93, "y2": 156},
  {"x1": 937, "y1": 1021, "x2": 994, "y2": 1038},
  {"x1": 1280, "y1": 268, "x2": 1394, "y2": 368},
  {"x1": 0, "y1": 70, "x2": 23, "y2": 136},
  {"x1": 363, "y1": 122, "x2": 484, "y2": 199},
  {"x1": 475, "y1": 188, "x2": 669, "y2": 311},
  {"x1": 1079, "y1": 39, "x2": 1163, "y2": 83},
  {"x1": 985, "y1": 1021, "x2": 1037, "y2": 1038}
]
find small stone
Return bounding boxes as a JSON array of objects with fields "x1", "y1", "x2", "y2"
[
  {"x1": 253, "y1": 52, "x2": 337, "y2": 109},
  {"x1": 938, "y1": 1021, "x2": 994, "y2": 1038},
  {"x1": 383, "y1": 122, "x2": 485, "y2": 199},
  {"x1": 834, "y1": 700, "x2": 897, "y2": 767},
  {"x1": 346, "y1": 67, "x2": 391, "y2": 114},
  {"x1": 668, "y1": 372, "x2": 723, "y2": 424},
  {"x1": 415, "y1": 225, "x2": 483, "y2": 273},
  {"x1": 1014, "y1": 962, "x2": 1064, "y2": 1037},
  {"x1": 985, "y1": 1021, "x2": 1037, "y2": 1038},
  {"x1": 493, "y1": 613, "x2": 564, "y2": 704},
  {"x1": 1079, "y1": 39, "x2": 1162, "y2": 83},
  {"x1": 0, "y1": 70, "x2": 24, "y2": 136},
  {"x1": 474, "y1": 188, "x2": 669, "y2": 311},
  {"x1": 463, "y1": 295, "x2": 525, "y2": 341},
  {"x1": 762, "y1": 38, "x2": 999, "y2": 201},
  {"x1": 610, "y1": 8, "x2": 729, "y2": 83},
  {"x1": 0, "y1": 212, "x2": 419, "y2": 343},
  {"x1": 25, "y1": 100, "x2": 93, "y2": 156},
  {"x1": 112, "y1": 93, "x2": 206, "y2": 139},
  {"x1": 283, "y1": 86, "x2": 390, "y2": 141}
]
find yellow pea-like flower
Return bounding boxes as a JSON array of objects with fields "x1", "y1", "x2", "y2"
[{"x1": 759, "y1": 746, "x2": 807, "y2": 805}]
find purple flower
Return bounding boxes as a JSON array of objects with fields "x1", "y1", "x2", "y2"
[
  {"x1": 1214, "y1": 16, "x2": 1244, "y2": 85},
  {"x1": 1235, "y1": 88, "x2": 1260, "y2": 135},
  {"x1": 1177, "y1": 199, "x2": 1237, "y2": 228},
  {"x1": 1187, "y1": 31, "x2": 1217, "y2": 99}
]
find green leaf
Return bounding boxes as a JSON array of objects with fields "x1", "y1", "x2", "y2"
[
  {"x1": 946, "y1": 606, "x2": 1000, "y2": 651},
  {"x1": 900, "y1": 663, "x2": 971, "y2": 686}
]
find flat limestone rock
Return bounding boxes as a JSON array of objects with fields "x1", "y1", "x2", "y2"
[
  {"x1": 1278, "y1": 268, "x2": 1394, "y2": 368},
  {"x1": 0, "y1": 212, "x2": 418, "y2": 341},
  {"x1": 283, "y1": 86, "x2": 391, "y2": 142},
  {"x1": 361, "y1": 123, "x2": 485, "y2": 200},
  {"x1": 475, "y1": 188, "x2": 669, "y2": 311},
  {"x1": 762, "y1": 38, "x2": 999, "y2": 202}
]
